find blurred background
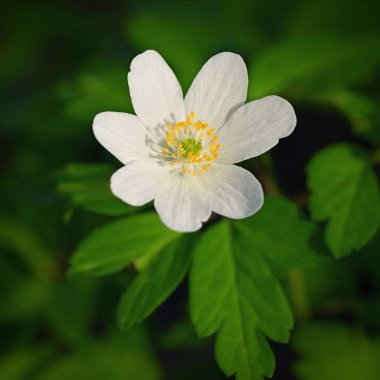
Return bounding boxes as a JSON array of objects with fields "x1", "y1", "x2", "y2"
[{"x1": 1, "y1": 0, "x2": 380, "y2": 379}]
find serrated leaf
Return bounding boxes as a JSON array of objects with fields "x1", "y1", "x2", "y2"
[
  {"x1": 236, "y1": 197, "x2": 328, "y2": 272},
  {"x1": 307, "y1": 144, "x2": 380, "y2": 258},
  {"x1": 118, "y1": 236, "x2": 192, "y2": 331},
  {"x1": 249, "y1": 35, "x2": 380, "y2": 98},
  {"x1": 190, "y1": 221, "x2": 293, "y2": 380},
  {"x1": 293, "y1": 323, "x2": 380, "y2": 380},
  {"x1": 69, "y1": 213, "x2": 179, "y2": 276},
  {"x1": 56, "y1": 163, "x2": 135, "y2": 216}
]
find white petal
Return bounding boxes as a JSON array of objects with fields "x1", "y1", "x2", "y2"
[
  {"x1": 93, "y1": 112, "x2": 149, "y2": 164},
  {"x1": 218, "y1": 96, "x2": 297, "y2": 164},
  {"x1": 203, "y1": 163, "x2": 264, "y2": 219},
  {"x1": 128, "y1": 50, "x2": 185, "y2": 128},
  {"x1": 154, "y1": 173, "x2": 212, "y2": 233},
  {"x1": 111, "y1": 160, "x2": 168, "y2": 206},
  {"x1": 184, "y1": 52, "x2": 248, "y2": 130}
]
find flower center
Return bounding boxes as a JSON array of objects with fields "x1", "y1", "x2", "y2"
[
  {"x1": 180, "y1": 138, "x2": 202, "y2": 158},
  {"x1": 162, "y1": 112, "x2": 221, "y2": 176}
]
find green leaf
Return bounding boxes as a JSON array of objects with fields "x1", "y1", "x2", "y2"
[
  {"x1": 236, "y1": 197, "x2": 328, "y2": 272},
  {"x1": 310, "y1": 89, "x2": 380, "y2": 144},
  {"x1": 190, "y1": 220, "x2": 293, "y2": 380},
  {"x1": 69, "y1": 212, "x2": 180, "y2": 277},
  {"x1": 58, "y1": 64, "x2": 132, "y2": 124},
  {"x1": 39, "y1": 331, "x2": 162, "y2": 380},
  {"x1": 118, "y1": 236, "x2": 192, "y2": 331},
  {"x1": 56, "y1": 163, "x2": 135, "y2": 216},
  {"x1": 307, "y1": 144, "x2": 380, "y2": 258},
  {"x1": 249, "y1": 35, "x2": 380, "y2": 98},
  {"x1": 293, "y1": 323, "x2": 380, "y2": 380}
]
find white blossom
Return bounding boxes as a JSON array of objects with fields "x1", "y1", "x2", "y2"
[{"x1": 93, "y1": 50, "x2": 296, "y2": 232}]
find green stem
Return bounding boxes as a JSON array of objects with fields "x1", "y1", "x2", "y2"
[{"x1": 288, "y1": 269, "x2": 310, "y2": 321}]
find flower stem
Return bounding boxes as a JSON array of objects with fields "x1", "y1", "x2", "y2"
[{"x1": 288, "y1": 269, "x2": 310, "y2": 321}]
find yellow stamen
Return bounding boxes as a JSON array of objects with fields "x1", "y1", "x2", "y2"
[{"x1": 162, "y1": 112, "x2": 221, "y2": 175}]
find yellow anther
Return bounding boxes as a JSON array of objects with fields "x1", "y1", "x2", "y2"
[
  {"x1": 161, "y1": 112, "x2": 220, "y2": 174},
  {"x1": 206, "y1": 128, "x2": 214, "y2": 137}
]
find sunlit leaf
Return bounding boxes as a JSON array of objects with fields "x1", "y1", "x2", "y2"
[
  {"x1": 69, "y1": 213, "x2": 180, "y2": 276},
  {"x1": 56, "y1": 163, "x2": 135, "y2": 216},
  {"x1": 307, "y1": 144, "x2": 380, "y2": 258},
  {"x1": 190, "y1": 221, "x2": 293, "y2": 380},
  {"x1": 236, "y1": 197, "x2": 328, "y2": 272},
  {"x1": 118, "y1": 236, "x2": 192, "y2": 331},
  {"x1": 293, "y1": 323, "x2": 380, "y2": 380}
]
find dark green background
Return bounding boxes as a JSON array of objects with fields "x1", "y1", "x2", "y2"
[{"x1": 1, "y1": 0, "x2": 380, "y2": 379}]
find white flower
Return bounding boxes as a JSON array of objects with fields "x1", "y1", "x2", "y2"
[{"x1": 93, "y1": 50, "x2": 296, "y2": 232}]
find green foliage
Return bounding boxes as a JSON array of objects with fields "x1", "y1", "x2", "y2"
[
  {"x1": 126, "y1": 10, "x2": 255, "y2": 90},
  {"x1": 38, "y1": 332, "x2": 162, "y2": 380},
  {"x1": 69, "y1": 213, "x2": 179, "y2": 276},
  {"x1": 311, "y1": 90, "x2": 380, "y2": 144},
  {"x1": 236, "y1": 197, "x2": 328, "y2": 272},
  {"x1": 0, "y1": 348, "x2": 53, "y2": 380},
  {"x1": 46, "y1": 279, "x2": 98, "y2": 346},
  {"x1": 249, "y1": 34, "x2": 380, "y2": 98},
  {"x1": 118, "y1": 236, "x2": 192, "y2": 331},
  {"x1": 190, "y1": 220, "x2": 293, "y2": 380},
  {"x1": 307, "y1": 144, "x2": 380, "y2": 258},
  {"x1": 126, "y1": 12, "x2": 207, "y2": 89},
  {"x1": 56, "y1": 163, "x2": 135, "y2": 216},
  {"x1": 293, "y1": 323, "x2": 380, "y2": 380},
  {"x1": 2, "y1": 0, "x2": 380, "y2": 379},
  {"x1": 58, "y1": 65, "x2": 132, "y2": 124}
]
